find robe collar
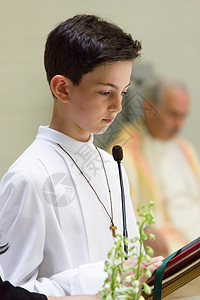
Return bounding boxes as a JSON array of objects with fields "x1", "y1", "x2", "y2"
[{"x1": 36, "y1": 126, "x2": 94, "y2": 155}]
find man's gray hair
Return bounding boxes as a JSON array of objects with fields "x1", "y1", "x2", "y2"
[{"x1": 141, "y1": 77, "x2": 187, "y2": 106}]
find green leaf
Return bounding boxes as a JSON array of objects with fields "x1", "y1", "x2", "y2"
[
  {"x1": 148, "y1": 233, "x2": 155, "y2": 240},
  {"x1": 144, "y1": 267, "x2": 152, "y2": 279},
  {"x1": 145, "y1": 245, "x2": 154, "y2": 256},
  {"x1": 143, "y1": 283, "x2": 152, "y2": 295}
]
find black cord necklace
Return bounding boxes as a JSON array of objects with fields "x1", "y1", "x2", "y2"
[{"x1": 57, "y1": 143, "x2": 117, "y2": 238}]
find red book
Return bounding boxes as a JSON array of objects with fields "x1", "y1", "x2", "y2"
[{"x1": 145, "y1": 236, "x2": 200, "y2": 299}]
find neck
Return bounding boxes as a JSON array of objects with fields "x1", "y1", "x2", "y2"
[
  {"x1": 50, "y1": 104, "x2": 91, "y2": 142},
  {"x1": 49, "y1": 121, "x2": 91, "y2": 142}
]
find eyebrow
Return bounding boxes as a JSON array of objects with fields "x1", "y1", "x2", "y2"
[{"x1": 98, "y1": 82, "x2": 130, "y2": 89}]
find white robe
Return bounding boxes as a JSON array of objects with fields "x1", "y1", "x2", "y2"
[
  {"x1": 141, "y1": 131, "x2": 200, "y2": 243},
  {"x1": 111, "y1": 122, "x2": 200, "y2": 253},
  {"x1": 0, "y1": 126, "x2": 139, "y2": 296},
  {"x1": 0, "y1": 265, "x2": 4, "y2": 280}
]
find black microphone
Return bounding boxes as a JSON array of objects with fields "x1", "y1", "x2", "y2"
[{"x1": 112, "y1": 145, "x2": 128, "y2": 256}]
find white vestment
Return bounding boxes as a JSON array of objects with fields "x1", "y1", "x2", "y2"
[
  {"x1": 110, "y1": 122, "x2": 200, "y2": 253},
  {"x1": 0, "y1": 126, "x2": 139, "y2": 296},
  {"x1": 140, "y1": 129, "x2": 200, "y2": 243},
  {"x1": 0, "y1": 265, "x2": 4, "y2": 280}
]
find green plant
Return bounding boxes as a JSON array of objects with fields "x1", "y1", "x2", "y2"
[{"x1": 99, "y1": 201, "x2": 156, "y2": 300}]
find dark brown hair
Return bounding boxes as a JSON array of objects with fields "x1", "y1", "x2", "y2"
[{"x1": 44, "y1": 14, "x2": 142, "y2": 86}]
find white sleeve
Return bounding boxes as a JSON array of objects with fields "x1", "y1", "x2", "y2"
[
  {"x1": 0, "y1": 264, "x2": 5, "y2": 281},
  {"x1": 31, "y1": 261, "x2": 106, "y2": 295},
  {"x1": 0, "y1": 171, "x2": 106, "y2": 296}
]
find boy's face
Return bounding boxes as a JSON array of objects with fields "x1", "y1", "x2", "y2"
[{"x1": 66, "y1": 61, "x2": 132, "y2": 141}]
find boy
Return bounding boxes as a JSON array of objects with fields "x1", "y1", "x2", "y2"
[{"x1": 0, "y1": 15, "x2": 162, "y2": 296}]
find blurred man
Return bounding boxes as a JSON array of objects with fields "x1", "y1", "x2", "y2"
[{"x1": 108, "y1": 78, "x2": 200, "y2": 256}]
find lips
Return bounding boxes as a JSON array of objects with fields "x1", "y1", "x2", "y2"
[{"x1": 103, "y1": 118, "x2": 114, "y2": 124}]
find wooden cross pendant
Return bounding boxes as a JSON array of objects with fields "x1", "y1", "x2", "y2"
[{"x1": 110, "y1": 224, "x2": 117, "y2": 238}]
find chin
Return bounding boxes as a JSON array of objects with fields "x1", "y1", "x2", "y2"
[
  {"x1": 161, "y1": 134, "x2": 176, "y2": 140},
  {"x1": 94, "y1": 130, "x2": 106, "y2": 135},
  {"x1": 94, "y1": 126, "x2": 109, "y2": 135}
]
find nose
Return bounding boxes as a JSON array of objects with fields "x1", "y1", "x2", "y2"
[{"x1": 108, "y1": 94, "x2": 122, "y2": 113}]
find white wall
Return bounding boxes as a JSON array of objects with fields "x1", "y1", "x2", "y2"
[{"x1": 0, "y1": 0, "x2": 200, "y2": 178}]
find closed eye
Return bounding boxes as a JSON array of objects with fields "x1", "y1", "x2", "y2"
[
  {"x1": 98, "y1": 90, "x2": 128, "y2": 97},
  {"x1": 99, "y1": 91, "x2": 111, "y2": 96}
]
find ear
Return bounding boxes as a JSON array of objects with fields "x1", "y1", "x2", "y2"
[
  {"x1": 50, "y1": 75, "x2": 71, "y2": 103},
  {"x1": 143, "y1": 98, "x2": 158, "y2": 120}
]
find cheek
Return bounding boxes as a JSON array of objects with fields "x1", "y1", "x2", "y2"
[
  {"x1": 76, "y1": 97, "x2": 91, "y2": 113},
  {"x1": 166, "y1": 117, "x2": 176, "y2": 128},
  {"x1": 160, "y1": 115, "x2": 173, "y2": 128},
  {"x1": 82, "y1": 100, "x2": 104, "y2": 113},
  {"x1": 79, "y1": 104, "x2": 100, "y2": 120},
  {"x1": 80, "y1": 105, "x2": 87, "y2": 112}
]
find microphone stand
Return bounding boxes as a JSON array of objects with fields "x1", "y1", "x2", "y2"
[
  {"x1": 112, "y1": 145, "x2": 128, "y2": 258},
  {"x1": 116, "y1": 159, "x2": 128, "y2": 257}
]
